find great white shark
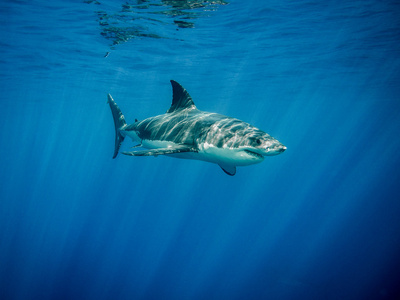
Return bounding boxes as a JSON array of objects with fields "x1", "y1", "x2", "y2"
[{"x1": 108, "y1": 80, "x2": 286, "y2": 176}]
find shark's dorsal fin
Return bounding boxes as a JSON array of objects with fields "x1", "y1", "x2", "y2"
[{"x1": 167, "y1": 80, "x2": 196, "y2": 113}]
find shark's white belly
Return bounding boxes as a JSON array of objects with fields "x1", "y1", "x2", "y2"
[
  {"x1": 196, "y1": 142, "x2": 264, "y2": 166},
  {"x1": 137, "y1": 138, "x2": 263, "y2": 167}
]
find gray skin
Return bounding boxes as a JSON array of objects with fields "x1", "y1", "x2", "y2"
[{"x1": 108, "y1": 80, "x2": 286, "y2": 175}]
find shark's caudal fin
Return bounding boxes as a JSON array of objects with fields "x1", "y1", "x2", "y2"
[
  {"x1": 167, "y1": 80, "x2": 197, "y2": 113},
  {"x1": 107, "y1": 94, "x2": 127, "y2": 159}
]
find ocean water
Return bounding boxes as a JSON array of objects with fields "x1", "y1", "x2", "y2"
[{"x1": 1, "y1": 0, "x2": 400, "y2": 299}]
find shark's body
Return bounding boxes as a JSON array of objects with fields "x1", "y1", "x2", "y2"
[{"x1": 108, "y1": 80, "x2": 286, "y2": 175}]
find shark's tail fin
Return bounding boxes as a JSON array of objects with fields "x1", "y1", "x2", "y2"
[{"x1": 107, "y1": 94, "x2": 127, "y2": 158}]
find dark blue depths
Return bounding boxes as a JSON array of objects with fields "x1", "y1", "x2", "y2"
[{"x1": 1, "y1": 0, "x2": 400, "y2": 299}]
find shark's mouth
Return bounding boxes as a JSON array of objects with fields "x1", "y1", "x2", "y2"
[{"x1": 244, "y1": 150, "x2": 264, "y2": 159}]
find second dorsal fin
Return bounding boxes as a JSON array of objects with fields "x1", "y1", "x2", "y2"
[{"x1": 167, "y1": 80, "x2": 196, "y2": 113}]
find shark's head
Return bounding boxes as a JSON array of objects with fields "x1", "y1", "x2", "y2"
[
  {"x1": 238, "y1": 131, "x2": 286, "y2": 163},
  {"x1": 202, "y1": 122, "x2": 286, "y2": 168}
]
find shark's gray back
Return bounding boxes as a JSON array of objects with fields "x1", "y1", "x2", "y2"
[
  {"x1": 126, "y1": 110, "x2": 220, "y2": 147},
  {"x1": 127, "y1": 109, "x2": 269, "y2": 149}
]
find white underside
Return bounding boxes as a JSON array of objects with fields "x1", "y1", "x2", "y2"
[{"x1": 123, "y1": 132, "x2": 264, "y2": 167}]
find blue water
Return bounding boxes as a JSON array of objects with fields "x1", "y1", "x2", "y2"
[{"x1": 1, "y1": 0, "x2": 400, "y2": 299}]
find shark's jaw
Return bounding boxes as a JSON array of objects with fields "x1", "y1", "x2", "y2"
[
  {"x1": 196, "y1": 144, "x2": 265, "y2": 167},
  {"x1": 242, "y1": 140, "x2": 287, "y2": 158},
  {"x1": 244, "y1": 149, "x2": 264, "y2": 159},
  {"x1": 214, "y1": 144, "x2": 286, "y2": 166}
]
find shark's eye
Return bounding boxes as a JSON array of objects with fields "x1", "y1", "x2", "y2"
[{"x1": 251, "y1": 138, "x2": 262, "y2": 146}]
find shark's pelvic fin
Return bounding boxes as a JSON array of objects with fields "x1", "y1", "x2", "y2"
[
  {"x1": 122, "y1": 146, "x2": 197, "y2": 157},
  {"x1": 107, "y1": 94, "x2": 127, "y2": 159},
  {"x1": 167, "y1": 80, "x2": 196, "y2": 113},
  {"x1": 219, "y1": 164, "x2": 237, "y2": 176}
]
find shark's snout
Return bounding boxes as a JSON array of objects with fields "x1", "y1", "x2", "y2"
[
  {"x1": 265, "y1": 143, "x2": 286, "y2": 155},
  {"x1": 278, "y1": 145, "x2": 287, "y2": 153}
]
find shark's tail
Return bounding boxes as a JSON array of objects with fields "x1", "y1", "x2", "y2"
[{"x1": 107, "y1": 94, "x2": 127, "y2": 158}]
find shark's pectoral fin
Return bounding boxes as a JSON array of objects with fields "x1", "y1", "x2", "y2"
[
  {"x1": 122, "y1": 146, "x2": 196, "y2": 157},
  {"x1": 219, "y1": 164, "x2": 236, "y2": 176}
]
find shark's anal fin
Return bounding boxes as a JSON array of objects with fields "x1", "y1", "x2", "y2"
[
  {"x1": 219, "y1": 164, "x2": 236, "y2": 176},
  {"x1": 122, "y1": 146, "x2": 197, "y2": 157}
]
